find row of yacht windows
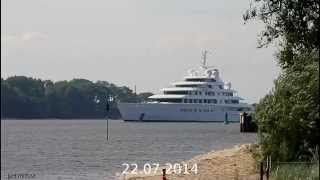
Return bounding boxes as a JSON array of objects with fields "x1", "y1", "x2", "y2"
[
  {"x1": 155, "y1": 98, "x2": 239, "y2": 104},
  {"x1": 183, "y1": 99, "x2": 239, "y2": 104},
  {"x1": 180, "y1": 107, "x2": 242, "y2": 112},
  {"x1": 184, "y1": 99, "x2": 217, "y2": 104},
  {"x1": 164, "y1": 91, "x2": 233, "y2": 96},
  {"x1": 176, "y1": 85, "x2": 223, "y2": 89}
]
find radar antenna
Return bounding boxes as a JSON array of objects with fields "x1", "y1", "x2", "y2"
[{"x1": 201, "y1": 50, "x2": 210, "y2": 68}]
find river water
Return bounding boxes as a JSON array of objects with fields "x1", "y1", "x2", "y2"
[{"x1": 1, "y1": 120, "x2": 257, "y2": 180}]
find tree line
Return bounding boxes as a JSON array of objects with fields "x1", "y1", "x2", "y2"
[
  {"x1": 1, "y1": 76, "x2": 153, "y2": 119},
  {"x1": 244, "y1": 0, "x2": 319, "y2": 161}
]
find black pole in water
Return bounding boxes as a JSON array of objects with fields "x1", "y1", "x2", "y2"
[
  {"x1": 106, "y1": 118, "x2": 109, "y2": 140},
  {"x1": 106, "y1": 102, "x2": 110, "y2": 141},
  {"x1": 224, "y1": 112, "x2": 229, "y2": 124}
]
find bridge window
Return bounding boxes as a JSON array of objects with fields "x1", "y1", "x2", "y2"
[
  {"x1": 164, "y1": 91, "x2": 189, "y2": 95},
  {"x1": 176, "y1": 84, "x2": 199, "y2": 88},
  {"x1": 156, "y1": 98, "x2": 182, "y2": 103},
  {"x1": 185, "y1": 78, "x2": 216, "y2": 82},
  {"x1": 231, "y1": 100, "x2": 239, "y2": 104},
  {"x1": 222, "y1": 92, "x2": 233, "y2": 96}
]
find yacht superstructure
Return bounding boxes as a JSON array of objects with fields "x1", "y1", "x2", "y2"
[{"x1": 118, "y1": 51, "x2": 252, "y2": 122}]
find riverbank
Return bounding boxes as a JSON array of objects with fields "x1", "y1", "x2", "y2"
[{"x1": 122, "y1": 144, "x2": 260, "y2": 180}]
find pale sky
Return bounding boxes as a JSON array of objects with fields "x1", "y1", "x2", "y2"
[{"x1": 1, "y1": 0, "x2": 280, "y2": 103}]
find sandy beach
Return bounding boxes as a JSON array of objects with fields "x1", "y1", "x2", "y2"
[{"x1": 121, "y1": 144, "x2": 260, "y2": 180}]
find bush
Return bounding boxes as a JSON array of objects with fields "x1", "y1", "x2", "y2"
[{"x1": 256, "y1": 52, "x2": 319, "y2": 161}]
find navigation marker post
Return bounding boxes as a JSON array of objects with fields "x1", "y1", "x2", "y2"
[
  {"x1": 106, "y1": 102, "x2": 110, "y2": 141},
  {"x1": 106, "y1": 95, "x2": 114, "y2": 141},
  {"x1": 224, "y1": 112, "x2": 229, "y2": 124}
]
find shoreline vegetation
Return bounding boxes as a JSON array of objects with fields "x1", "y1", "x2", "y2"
[
  {"x1": 1, "y1": 76, "x2": 153, "y2": 119},
  {"x1": 243, "y1": 0, "x2": 319, "y2": 168}
]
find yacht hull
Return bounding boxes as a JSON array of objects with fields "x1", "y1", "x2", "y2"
[{"x1": 118, "y1": 103, "x2": 250, "y2": 122}]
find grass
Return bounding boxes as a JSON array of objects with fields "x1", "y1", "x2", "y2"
[
  {"x1": 245, "y1": 144, "x2": 319, "y2": 179},
  {"x1": 271, "y1": 163, "x2": 319, "y2": 180}
]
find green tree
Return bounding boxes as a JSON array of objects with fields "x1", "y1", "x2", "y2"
[
  {"x1": 1, "y1": 79, "x2": 21, "y2": 118},
  {"x1": 1, "y1": 76, "x2": 152, "y2": 119},
  {"x1": 245, "y1": 0, "x2": 319, "y2": 161},
  {"x1": 46, "y1": 81, "x2": 70, "y2": 118},
  {"x1": 3, "y1": 76, "x2": 48, "y2": 118},
  {"x1": 256, "y1": 53, "x2": 319, "y2": 161},
  {"x1": 243, "y1": 0, "x2": 319, "y2": 50}
]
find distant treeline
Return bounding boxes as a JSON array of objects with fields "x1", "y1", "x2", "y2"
[{"x1": 1, "y1": 76, "x2": 153, "y2": 119}]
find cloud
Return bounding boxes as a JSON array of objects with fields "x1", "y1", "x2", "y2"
[
  {"x1": 1, "y1": 32, "x2": 47, "y2": 44},
  {"x1": 21, "y1": 32, "x2": 47, "y2": 41},
  {"x1": 1, "y1": 32, "x2": 48, "y2": 58}
]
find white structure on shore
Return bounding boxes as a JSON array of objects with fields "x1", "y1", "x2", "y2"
[{"x1": 118, "y1": 51, "x2": 252, "y2": 122}]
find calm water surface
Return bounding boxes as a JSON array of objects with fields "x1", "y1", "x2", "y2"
[{"x1": 1, "y1": 120, "x2": 257, "y2": 180}]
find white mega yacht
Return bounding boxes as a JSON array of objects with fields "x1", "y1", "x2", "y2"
[{"x1": 118, "y1": 51, "x2": 252, "y2": 122}]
